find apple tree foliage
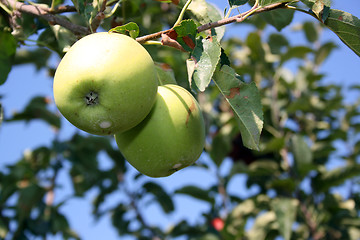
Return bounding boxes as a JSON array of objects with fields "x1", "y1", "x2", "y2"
[{"x1": 1, "y1": 0, "x2": 360, "y2": 239}]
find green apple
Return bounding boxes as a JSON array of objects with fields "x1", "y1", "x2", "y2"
[
  {"x1": 53, "y1": 32, "x2": 158, "y2": 135},
  {"x1": 115, "y1": 84, "x2": 205, "y2": 177}
]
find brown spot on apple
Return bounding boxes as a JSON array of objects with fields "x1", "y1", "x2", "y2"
[
  {"x1": 226, "y1": 87, "x2": 240, "y2": 99},
  {"x1": 186, "y1": 101, "x2": 196, "y2": 126}
]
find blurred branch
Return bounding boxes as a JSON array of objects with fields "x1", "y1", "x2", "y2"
[
  {"x1": 0, "y1": 0, "x2": 89, "y2": 35},
  {"x1": 90, "y1": 0, "x2": 107, "y2": 32},
  {"x1": 300, "y1": 202, "x2": 325, "y2": 240}
]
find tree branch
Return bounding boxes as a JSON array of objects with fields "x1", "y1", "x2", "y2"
[
  {"x1": 136, "y1": 2, "x2": 286, "y2": 44},
  {"x1": 1, "y1": 0, "x2": 286, "y2": 46},
  {"x1": 1, "y1": 0, "x2": 89, "y2": 35}
]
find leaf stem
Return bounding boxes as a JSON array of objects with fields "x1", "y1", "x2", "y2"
[
  {"x1": 172, "y1": 0, "x2": 192, "y2": 27},
  {"x1": 143, "y1": 40, "x2": 162, "y2": 45},
  {"x1": 0, "y1": 0, "x2": 12, "y2": 14}
]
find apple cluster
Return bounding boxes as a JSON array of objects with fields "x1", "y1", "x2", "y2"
[{"x1": 53, "y1": 32, "x2": 205, "y2": 177}]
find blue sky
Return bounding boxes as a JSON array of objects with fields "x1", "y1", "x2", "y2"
[{"x1": 1, "y1": 1, "x2": 360, "y2": 239}]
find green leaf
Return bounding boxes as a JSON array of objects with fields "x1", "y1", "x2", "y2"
[
  {"x1": 213, "y1": 65, "x2": 263, "y2": 150},
  {"x1": 258, "y1": 0, "x2": 290, "y2": 7},
  {"x1": 271, "y1": 198, "x2": 298, "y2": 240},
  {"x1": 314, "y1": 41, "x2": 337, "y2": 65},
  {"x1": 268, "y1": 33, "x2": 289, "y2": 54},
  {"x1": 17, "y1": 183, "x2": 46, "y2": 220},
  {"x1": 155, "y1": 62, "x2": 177, "y2": 85},
  {"x1": 206, "y1": 3, "x2": 226, "y2": 40},
  {"x1": 291, "y1": 135, "x2": 314, "y2": 178},
  {"x1": 7, "y1": 96, "x2": 61, "y2": 129},
  {"x1": 260, "y1": 8, "x2": 294, "y2": 31},
  {"x1": 247, "y1": 211, "x2": 277, "y2": 240},
  {"x1": 14, "y1": 48, "x2": 52, "y2": 70},
  {"x1": 0, "y1": 103, "x2": 3, "y2": 129},
  {"x1": 173, "y1": 19, "x2": 197, "y2": 52},
  {"x1": 175, "y1": 185, "x2": 215, "y2": 204},
  {"x1": 301, "y1": 0, "x2": 331, "y2": 21},
  {"x1": 174, "y1": 19, "x2": 197, "y2": 38},
  {"x1": 0, "y1": 31, "x2": 17, "y2": 85},
  {"x1": 191, "y1": 37, "x2": 221, "y2": 91},
  {"x1": 111, "y1": 204, "x2": 130, "y2": 235},
  {"x1": 228, "y1": 0, "x2": 249, "y2": 7},
  {"x1": 313, "y1": 163, "x2": 360, "y2": 192},
  {"x1": 303, "y1": 21, "x2": 318, "y2": 43},
  {"x1": 246, "y1": 32, "x2": 265, "y2": 61},
  {"x1": 281, "y1": 46, "x2": 313, "y2": 64},
  {"x1": 248, "y1": 160, "x2": 279, "y2": 176},
  {"x1": 324, "y1": 9, "x2": 360, "y2": 57},
  {"x1": 0, "y1": 217, "x2": 8, "y2": 239},
  {"x1": 186, "y1": 0, "x2": 225, "y2": 40},
  {"x1": 109, "y1": 22, "x2": 140, "y2": 39},
  {"x1": 209, "y1": 127, "x2": 232, "y2": 166},
  {"x1": 50, "y1": 25, "x2": 77, "y2": 53},
  {"x1": 143, "y1": 182, "x2": 174, "y2": 213}
]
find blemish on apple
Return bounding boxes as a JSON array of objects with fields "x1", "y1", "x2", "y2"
[
  {"x1": 99, "y1": 121, "x2": 112, "y2": 129},
  {"x1": 172, "y1": 163, "x2": 182, "y2": 170}
]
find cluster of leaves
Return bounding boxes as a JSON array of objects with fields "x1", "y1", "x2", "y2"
[{"x1": 1, "y1": 0, "x2": 360, "y2": 239}]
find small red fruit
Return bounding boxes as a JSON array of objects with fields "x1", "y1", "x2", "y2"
[{"x1": 211, "y1": 217, "x2": 224, "y2": 231}]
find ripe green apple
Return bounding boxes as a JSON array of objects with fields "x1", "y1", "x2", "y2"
[
  {"x1": 53, "y1": 32, "x2": 158, "y2": 135},
  {"x1": 115, "y1": 84, "x2": 205, "y2": 177}
]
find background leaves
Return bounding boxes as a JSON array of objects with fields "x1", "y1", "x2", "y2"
[{"x1": 0, "y1": 0, "x2": 360, "y2": 239}]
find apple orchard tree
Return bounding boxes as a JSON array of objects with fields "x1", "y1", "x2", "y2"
[{"x1": 1, "y1": 0, "x2": 360, "y2": 239}]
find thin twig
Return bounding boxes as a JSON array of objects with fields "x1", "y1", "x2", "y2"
[
  {"x1": 0, "y1": 0, "x2": 89, "y2": 35},
  {"x1": 197, "y1": 2, "x2": 284, "y2": 33},
  {"x1": 90, "y1": 0, "x2": 107, "y2": 32},
  {"x1": 48, "y1": 5, "x2": 76, "y2": 14},
  {"x1": 172, "y1": 0, "x2": 192, "y2": 27},
  {"x1": 137, "y1": 2, "x2": 286, "y2": 44}
]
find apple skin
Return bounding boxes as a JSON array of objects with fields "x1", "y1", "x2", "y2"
[
  {"x1": 53, "y1": 32, "x2": 158, "y2": 135},
  {"x1": 115, "y1": 84, "x2": 205, "y2": 178}
]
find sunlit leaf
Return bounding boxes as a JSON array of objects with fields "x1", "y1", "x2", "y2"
[
  {"x1": 271, "y1": 198, "x2": 298, "y2": 240},
  {"x1": 50, "y1": 25, "x2": 78, "y2": 53},
  {"x1": 186, "y1": 0, "x2": 225, "y2": 40},
  {"x1": 301, "y1": 0, "x2": 331, "y2": 21},
  {"x1": 247, "y1": 211, "x2": 276, "y2": 240},
  {"x1": 109, "y1": 22, "x2": 140, "y2": 38},
  {"x1": 191, "y1": 36, "x2": 221, "y2": 91},
  {"x1": 213, "y1": 65, "x2": 263, "y2": 150},
  {"x1": 155, "y1": 62, "x2": 177, "y2": 85},
  {"x1": 324, "y1": 9, "x2": 360, "y2": 57}
]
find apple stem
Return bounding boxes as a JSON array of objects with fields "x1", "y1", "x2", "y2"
[{"x1": 85, "y1": 91, "x2": 99, "y2": 106}]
